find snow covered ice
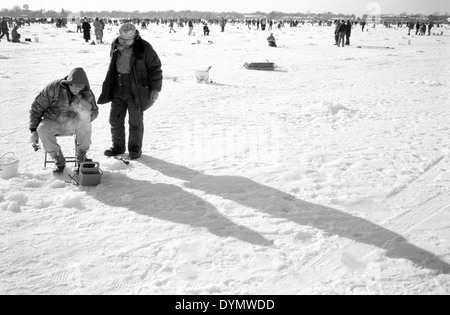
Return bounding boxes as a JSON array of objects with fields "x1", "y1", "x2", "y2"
[{"x1": 0, "y1": 21, "x2": 450, "y2": 295}]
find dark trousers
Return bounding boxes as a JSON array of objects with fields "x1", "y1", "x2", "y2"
[
  {"x1": 110, "y1": 73, "x2": 144, "y2": 154},
  {"x1": 83, "y1": 31, "x2": 90, "y2": 42},
  {"x1": 0, "y1": 30, "x2": 10, "y2": 41}
]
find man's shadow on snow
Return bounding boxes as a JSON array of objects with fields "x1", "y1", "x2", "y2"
[
  {"x1": 87, "y1": 170, "x2": 272, "y2": 247},
  {"x1": 140, "y1": 156, "x2": 450, "y2": 275}
]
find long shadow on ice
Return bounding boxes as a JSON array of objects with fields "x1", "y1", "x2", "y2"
[
  {"x1": 142, "y1": 156, "x2": 450, "y2": 274},
  {"x1": 88, "y1": 172, "x2": 271, "y2": 246}
]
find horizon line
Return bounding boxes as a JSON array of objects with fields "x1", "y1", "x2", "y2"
[{"x1": 0, "y1": 7, "x2": 448, "y2": 17}]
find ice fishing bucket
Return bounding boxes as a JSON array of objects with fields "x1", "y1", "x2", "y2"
[
  {"x1": 0, "y1": 152, "x2": 19, "y2": 179},
  {"x1": 79, "y1": 162, "x2": 103, "y2": 186},
  {"x1": 195, "y1": 70, "x2": 210, "y2": 83}
]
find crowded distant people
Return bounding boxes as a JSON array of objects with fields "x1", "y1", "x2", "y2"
[
  {"x1": 0, "y1": 17, "x2": 10, "y2": 42},
  {"x1": 98, "y1": 23, "x2": 163, "y2": 160},
  {"x1": 11, "y1": 24, "x2": 20, "y2": 43},
  {"x1": 267, "y1": 33, "x2": 277, "y2": 47},
  {"x1": 82, "y1": 18, "x2": 91, "y2": 43}
]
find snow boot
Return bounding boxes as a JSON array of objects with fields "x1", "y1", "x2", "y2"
[
  {"x1": 128, "y1": 150, "x2": 142, "y2": 160},
  {"x1": 104, "y1": 146, "x2": 125, "y2": 157},
  {"x1": 76, "y1": 150, "x2": 93, "y2": 164},
  {"x1": 75, "y1": 150, "x2": 93, "y2": 173},
  {"x1": 50, "y1": 150, "x2": 66, "y2": 173}
]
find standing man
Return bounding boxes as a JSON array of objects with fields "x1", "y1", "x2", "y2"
[
  {"x1": 188, "y1": 20, "x2": 194, "y2": 36},
  {"x1": 220, "y1": 18, "x2": 227, "y2": 32},
  {"x1": 169, "y1": 20, "x2": 176, "y2": 33},
  {"x1": 0, "y1": 17, "x2": 11, "y2": 42},
  {"x1": 93, "y1": 17, "x2": 104, "y2": 44},
  {"x1": 98, "y1": 23, "x2": 163, "y2": 160},
  {"x1": 75, "y1": 17, "x2": 82, "y2": 33},
  {"x1": 82, "y1": 17, "x2": 91, "y2": 43},
  {"x1": 337, "y1": 20, "x2": 347, "y2": 48},
  {"x1": 428, "y1": 22, "x2": 434, "y2": 36},
  {"x1": 29, "y1": 68, "x2": 99, "y2": 173},
  {"x1": 345, "y1": 20, "x2": 352, "y2": 46}
]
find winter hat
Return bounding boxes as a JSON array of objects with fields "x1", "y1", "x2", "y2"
[
  {"x1": 119, "y1": 23, "x2": 137, "y2": 40},
  {"x1": 62, "y1": 68, "x2": 90, "y2": 89}
]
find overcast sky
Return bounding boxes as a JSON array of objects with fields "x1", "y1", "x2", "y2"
[{"x1": 2, "y1": 0, "x2": 449, "y2": 16}]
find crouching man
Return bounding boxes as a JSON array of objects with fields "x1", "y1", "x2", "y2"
[{"x1": 29, "y1": 67, "x2": 99, "y2": 173}]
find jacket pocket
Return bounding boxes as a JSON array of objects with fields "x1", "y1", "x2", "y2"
[
  {"x1": 135, "y1": 59, "x2": 149, "y2": 86},
  {"x1": 136, "y1": 84, "x2": 154, "y2": 111}
]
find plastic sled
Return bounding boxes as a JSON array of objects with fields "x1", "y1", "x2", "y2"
[{"x1": 244, "y1": 62, "x2": 275, "y2": 71}]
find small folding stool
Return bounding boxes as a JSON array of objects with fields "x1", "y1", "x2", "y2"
[{"x1": 44, "y1": 135, "x2": 78, "y2": 169}]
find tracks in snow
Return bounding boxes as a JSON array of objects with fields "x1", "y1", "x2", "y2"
[{"x1": 256, "y1": 154, "x2": 450, "y2": 293}]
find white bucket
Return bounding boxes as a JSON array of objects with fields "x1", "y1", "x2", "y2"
[
  {"x1": 195, "y1": 70, "x2": 210, "y2": 83},
  {"x1": 0, "y1": 152, "x2": 19, "y2": 179}
]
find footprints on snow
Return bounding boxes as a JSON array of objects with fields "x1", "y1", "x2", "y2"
[
  {"x1": 164, "y1": 75, "x2": 183, "y2": 83},
  {"x1": 0, "y1": 71, "x2": 11, "y2": 79},
  {"x1": 1, "y1": 174, "x2": 80, "y2": 213}
]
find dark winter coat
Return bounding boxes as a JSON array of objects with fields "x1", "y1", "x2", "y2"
[
  {"x1": 98, "y1": 33, "x2": 163, "y2": 112},
  {"x1": 82, "y1": 22, "x2": 91, "y2": 33},
  {"x1": 0, "y1": 20, "x2": 8, "y2": 31},
  {"x1": 82, "y1": 22, "x2": 91, "y2": 41},
  {"x1": 345, "y1": 22, "x2": 352, "y2": 36},
  {"x1": 30, "y1": 69, "x2": 98, "y2": 131},
  {"x1": 337, "y1": 23, "x2": 349, "y2": 33},
  {"x1": 11, "y1": 27, "x2": 20, "y2": 42},
  {"x1": 334, "y1": 22, "x2": 341, "y2": 35}
]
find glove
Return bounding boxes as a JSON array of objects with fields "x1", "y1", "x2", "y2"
[
  {"x1": 29, "y1": 131, "x2": 39, "y2": 144},
  {"x1": 150, "y1": 91, "x2": 159, "y2": 102},
  {"x1": 91, "y1": 112, "x2": 98, "y2": 122},
  {"x1": 29, "y1": 131, "x2": 40, "y2": 151}
]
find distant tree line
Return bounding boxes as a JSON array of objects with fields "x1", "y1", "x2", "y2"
[
  {"x1": 0, "y1": 5, "x2": 448, "y2": 22},
  {"x1": 0, "y1": 6, "x2": 356, "y2": 20}
]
